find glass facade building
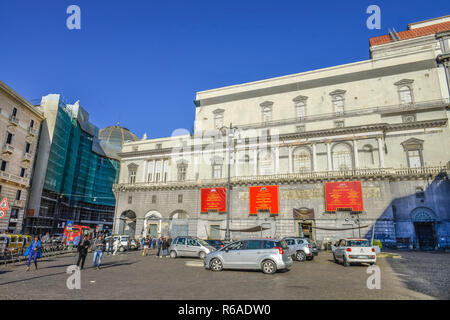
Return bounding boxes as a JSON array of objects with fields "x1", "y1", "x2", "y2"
[{"x1": 25, "y1": 95, "x2": 139, "y2": 234}]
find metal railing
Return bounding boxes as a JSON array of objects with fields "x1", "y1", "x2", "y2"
[{"x1": 114, "y1": 166, "x2": 448, "y2": 190}]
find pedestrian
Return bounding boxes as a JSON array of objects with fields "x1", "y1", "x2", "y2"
[
  {"x1": 76, "y1": 235, "x2": 90, "y2": 270},
  {"x1": 113, "y1": 237, "x2": 120, "y2": 255},
  {"x1": 23, "y1": 235, "x2": 42, "y2": 271},
  {"x1": 157, "y1": 236, "x2": 163, "y2": 257},
  {"x1": 166, "y1": 235, "x2": 172, "y2": 249},
  {"x1": 93, "y1": 234, "x2": 106, "y2": 270},
  {"x1": 152, "y1": 237, "x2": 156, "y2": 249},
  {"x1": 106, "y1": 235, "x2": 114, "y2": 256},
  {"x1": 161, "y1": 237, "x2": 168, "y2": 258}
]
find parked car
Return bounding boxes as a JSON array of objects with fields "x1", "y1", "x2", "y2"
[
  {"x1": 105, "y1": 235, "x2": 132, "y2": 252},
  {"x1": 0, "y1": 235, "x2": 10, "y2": 257},
  {"x1": 332, "y1": 238, "x2": 376, "y2": 267},
  {"x1": 169, "y1": 236, "x2": 216, "y2": 259},
  {"x1": 205, "y1": 240, "x2": 225, "y2": 250},
  {"x1": 283, "y1": 237, "x2": 318, "y2": 262},
  {"x1": 204, "y1": 239, "x2": 293, "y2": 274}
]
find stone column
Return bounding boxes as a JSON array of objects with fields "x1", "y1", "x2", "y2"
[
  {"x1": 152, "y1": 160, "x2": 156, "y2": 182},
  {"x1": 312, "y1": 143, "x2": 317, "y2": 171},
  {"x1": 353, "y1": 140, "x2": 359, "y2": 168},
  {"x1": 142, "y1": 161, "x2": 148, "y2": 183},
  {"x1": 235, "y1": 150, "x2": 239, "y2": 177},
  {"x1": 377, "y1": 137, "x2": 385, "y2": 168},
  {"x1": 327, "y1": 143, "x2": 333, "y2": 171},
  {"x1": 253, "y1": 149, "x2": 258, "y2": 175},
  {"x1": 275, "y1": 147, "x2": 280, "y2": 174},
  {"x1": 288, "y1": 146, "x2": 293, "y2": 174}
]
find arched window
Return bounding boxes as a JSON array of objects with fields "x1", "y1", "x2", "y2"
[
  {"x1": 293, "y1": 147, "x2": 312, "y2": 172},
  {"x1": 128, "y1": 163, "x2": 138, "y2": 184},
  {"x1": 332, "y1": 143, "x2": 353, "y2": 171}
]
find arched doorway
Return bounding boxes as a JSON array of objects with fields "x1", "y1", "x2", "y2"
[
  {"x1": 143, "y1": 211, "x2": 162, "y2": 238},
  {"x1": 118, "y1": 210, "x2": 137, "y2": 237},
  {"x1": 169, "y1": 210, "x2": 190, "y2": 238},
  {"x1": 411, "y1": 207, "x2": 436, "y2": 250}
]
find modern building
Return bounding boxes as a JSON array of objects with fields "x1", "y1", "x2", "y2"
[
  {"x1": 25, "y1": 94, "x2": 139, "y2": 235},
  {"x1": 114, "y1": 16, "x2": 450, "y2": 250},
  {"x1": 0, "y1": 81, "x2": 45, "y2": 233}
]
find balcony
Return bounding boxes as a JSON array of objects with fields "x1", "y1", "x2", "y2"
[
  {"x1": 0, "y1": 171, "x2": 30, "y2": 187},
  {"x1": 113, "y1": 166, "x2": 448, "y2": 191},
  {"x1": 28, "y1": 127, "x2": 37, "y2": 136},
  {"x1": 23, "y1": 152, "x2": 32, "y2": 162},
  {"x1": 9, "y1": 115, "x2": 19, "y2": 126},
  {"x1": 2, "y1": 144, "x2": 14, "y2": 154},
  {"x1": 13, "y1": 199, "x2": 26, "y2": 208}
]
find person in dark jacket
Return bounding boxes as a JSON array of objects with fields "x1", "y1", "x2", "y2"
[
  {"x1": 161, "y1": 237, "x2": 168, "y2": 258},
  {"x1": 157, "y1": 236, "x2": 163, "y2": 258},
  {"x1": 76, "y1": 235, "x2": 90, "y2": 270}
]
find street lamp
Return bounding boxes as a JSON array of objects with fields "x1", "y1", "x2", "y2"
[{"x1": 220, "y1": 123, "x2": 240, "y2": 242}]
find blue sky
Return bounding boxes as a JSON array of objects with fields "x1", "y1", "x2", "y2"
[{"x1": 0, "y1": 0, "x2": 449, "y2": 139}]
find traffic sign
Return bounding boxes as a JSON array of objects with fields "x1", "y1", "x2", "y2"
[{"x1": 67, "y1": 220, "x2": 74, "y2": 228}]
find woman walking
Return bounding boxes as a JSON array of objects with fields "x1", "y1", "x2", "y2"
[{"x1": 23, "y1": 235, "x2": 42, "y2": 271}]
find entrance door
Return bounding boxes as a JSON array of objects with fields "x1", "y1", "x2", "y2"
[
  {"x1": 414, "y1": 222, "x2": 435, "y2": 250},
  {"x1": 149, "y1": 224, "x2": 158, "y2": 237}
]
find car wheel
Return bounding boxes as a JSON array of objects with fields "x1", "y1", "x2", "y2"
[
  {"x1": 199, "y1": 251, "x2": 206, "y2": 260},
  {"x1": 261, "y1": 260, "x2": 277, "y2": 274},
  {"x1": 343, "y1": 255, "x2": 350, "y2": 267},
  {"x1": 307, "y1": 256, "x2": 314, "y2": 261},
  {"x1": 296, "y1": 251, "x2": 306, "y2": 262},
  {"x1": 170, "y1": 250, "x2": 177, "y2": 259},
  {"x1": 119, "y1": 247, "x2": 125, "y2": 252},
  {"x1": 210, "y1": 258, "x2": 223, "y2": 272}
]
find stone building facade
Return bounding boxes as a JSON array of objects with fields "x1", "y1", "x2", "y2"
[
  {"x1": 0, "y1": 81, "x2": 44, "y2": 233},
  {"x1": 113, "y1": 16, "x2": 450, "y2": 250}
]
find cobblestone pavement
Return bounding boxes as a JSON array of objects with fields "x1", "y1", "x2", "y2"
[
  {"x1": 0, "y1": 249, "x2": 439, "y2": 300},
  {"x1": 385, "y1": 250, "x2": 450, "y2": 299}
]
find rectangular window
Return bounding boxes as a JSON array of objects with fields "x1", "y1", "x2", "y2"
[
  {"x1": 156, "y1": 144, "x2": 162, "y2": 150},
  {"x1": 25, "y1": 143, "x2": 31, "y2": 154},
  {"x1": 20, "y1": 168, "x2": 26, "y2": 178},
  {"x1": 30, "y1": 120, "x2": 34, "y2": 128},
  {"x1": 408, "y1": 150, "x2": 422, "y2": 168},
  {"x1": 177, "y1": 166, "x2": 187, "y2": 181},
  {"x1": 129, "y1": 171, "x2": 136, "y2": 184},
  {"x1": 128, "y1": 196, "x2": 132, "y2": 204},
  {"x1": 295, "y1": 102, "x2": 306, "y2": 120},
  {"x1": 178, "y1": 194, "x2": 183, "y2": 203},
  {"x1": 6, "y1": 133, "x2": 13, "y2": 145},
  {"x1": 12, "y1": 107, "x2": 17, "y2": 117},
  {"x1": 152, "y1": 195, "x2": 157, "y2": 204},
  {"x1": 1, "y1": 161, "x2": 7, "y2": 171},
  {"x1": 215, "y1": 113, "x2": 224, "y2": 129},
  {"x1": 334, "y1": 120, "x2": 345, "y2": 128},
  {"x1": 296, "y1": 125, "x2": 305, "y2": 133},
  {"x1": 16, "y1": 190, "x2": 21, "y2": 200},
  {"x1": 213, "y1": 164, "x2": 222, "y2": 179}
]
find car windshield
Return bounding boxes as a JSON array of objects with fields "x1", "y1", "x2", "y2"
[{"x1": 347, "y1": 240, "x2": 370, "y2": 247}]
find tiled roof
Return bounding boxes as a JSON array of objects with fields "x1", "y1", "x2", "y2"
[{"x1": 369, "y1": 21, "x2": 450, "y2": 46}]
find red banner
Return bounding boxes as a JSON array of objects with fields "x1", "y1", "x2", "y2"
[
  {"x1": 249, "y1": 185, "x2": 279, "y2": 215},
  {"x1": 201, "y1": 188, "x2": 227, "y2": 213},
  {"x1": 325, "y1": 181, "x2": 364, "y2": 212}
]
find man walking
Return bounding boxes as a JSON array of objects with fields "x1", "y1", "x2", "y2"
[
  {"x1": 157, "y1": 236, "x2": 163, "y2": 257},
  {"x1": 166, "y1": 235, "x2": 172, "y2": 258},
  {"x1": 160, "y1": 237, "x2": 168, "y2": 258},
  {"x1": 106, "y1": 235, "x2": 114, "y2": 256},
  {"x1": 93, "y1": 234, "x2": 106, "y2": 270},
  {"x1": 76, "y1": 235, "x2": 90, "y2": 270}
]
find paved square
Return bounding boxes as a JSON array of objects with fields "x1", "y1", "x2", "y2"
[{"x1": 0, "y1": 249, "x2": 447, "y2": 300}]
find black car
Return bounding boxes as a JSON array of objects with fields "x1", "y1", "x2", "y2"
[{"x1": 205, "y1": 240, "x2": 225, "y2": 250}]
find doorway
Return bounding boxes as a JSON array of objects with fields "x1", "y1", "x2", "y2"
[
  {"x1": 414, "y1": 222, "x2": 436, "y2": 250},
  {"x1": 297, "y1": 221, "x2": 314, "y2": 239}
]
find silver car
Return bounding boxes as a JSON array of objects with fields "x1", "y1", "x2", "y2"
[
  {"x1": 169, "y1": 236, "x2": 215, "y2": 259},
  {"x1": 284, "y1": 237, "x2": 318, "y2": 262},
  {"x1": 332, "y1": 238, "x2": 377, "y2": 266},
  {"x1": 204, "y1": 239, "x2": 293, "y2": 274}
]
